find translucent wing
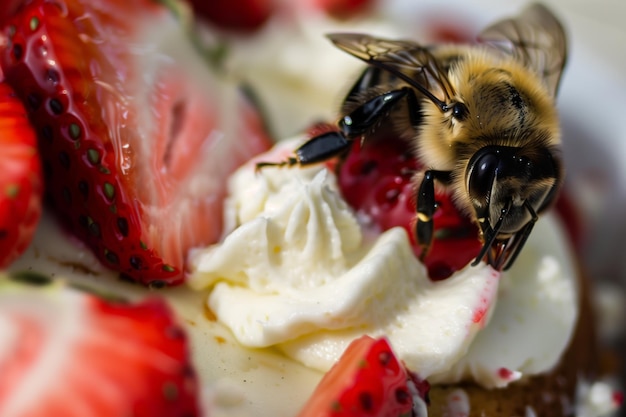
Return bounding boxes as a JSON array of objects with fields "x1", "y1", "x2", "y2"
[
  {"x1": 327, "y1": 33, "x2": 455, "y2": 110},
  {"x1": 478, "y1": 3, "x2": 567, "y2": 97}
]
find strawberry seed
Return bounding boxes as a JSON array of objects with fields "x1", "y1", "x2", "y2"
[
  {"x1": 117, "y1": 217, "x2": 129, "y2": 237},
  {"x1": 68, "y1": 122, "x2": 81, "y2": 139},
  {"x1": 358, "y1": 391, "x2": 374, "y2": 411},
  {"x1": 129, "y1": 255, "x2": 143, "y2": 270},
  {"x1": 105, "y1": 249, "x2": 119, "y2": 264},
  {"x1": 12, "y1": 44, "x2": 22, "y2": 60},
  {"x1": 29, "y1": 16, "x2": 39, "y2": 31},
  {"x1": 49, "y1": 98, "x2": 63, "y2": 114},
  {"x1": 395, "y1": 387, "x2": 410, "y2": 405},
  {"x1": 78, "y1": 180, "x2": 88, "y2": 198}
]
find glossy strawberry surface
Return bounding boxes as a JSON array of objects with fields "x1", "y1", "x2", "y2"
[
  {"x1": 0, "y1": 0, "x2": 271, "y2": 285},
  {"x1": 306, "y1": 0, "x2": 378, "y2": 20},
  {"x1": 337, "y1": 134, "x2": 482, "y2": 280},
  {"x1": 0, "y1": 77, "x2": 42, "y2": 268},
  {"x1": 0, "y1": 273, "x2": 200, "y2": 417},
  {"x1": 190, "y1": 0, "x2": 274, "y2": 32},
  {"x1": 297, "y1": 335, "x2": 429, "y2": 417}
]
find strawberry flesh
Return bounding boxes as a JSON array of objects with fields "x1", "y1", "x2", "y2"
[
  {"x1": 0, "y1": 0, "x2": 23, "y2": 26},
  {"x1": 0, "y1": 273, "x2": 200, "y2": 417},
  {"x1": 307, "y1": 0, "x2": 378, "y2": 20},
  {"x1": 1, "y1": 0, "x2": 271, "y2": 285},
  {"x1": 297, "y1": 335, "x2": 429, "y2": 417},
  {"x1": 336, "y1": 133, "x2": 482, "y2": 280},
  {"x1": 0, "y1": 76, "x2": 42, "y2": 268},
  {"x1": 190, "y1": 0, "x2": 274, "y2": 33}
]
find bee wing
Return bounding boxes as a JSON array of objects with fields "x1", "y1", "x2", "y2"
[
  {"x1": 327, "y1": 33, "x2": 454, "y2": 109},
  {"x1": 478, "y1": 3, "x2": 567, "y2": 97}
]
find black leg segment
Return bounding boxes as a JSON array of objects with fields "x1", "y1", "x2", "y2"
[
  {"x1": 256, "y1": 86, "x2": 420, "y2": 171},
  {"x1": 295, "y1": 131, "x2": 352, "y2": 165},
  {"x1": 416, "y1": 170, "x2": 452, "y2": 259},
  {"x1": 339, "y1": 88, "x2": 411, "y2": 137}
]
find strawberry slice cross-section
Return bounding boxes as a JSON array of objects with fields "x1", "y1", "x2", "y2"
[
  {"x1": 0, "y1": 272, "x2": 200, "y2": 417},
  {"x1": 0, "y1": 74, "x2": 42, "y2": 268},
  {"x1": 0, "y1": 0, "x2": 272, "y2": 286},
  {"x1": 297, "y1": 335, "x2": 430, "y2": 417}
]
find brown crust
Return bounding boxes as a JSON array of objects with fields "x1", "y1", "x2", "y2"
[{"x1": 427, "y1": 263, "x2": 601, "y2": 417}]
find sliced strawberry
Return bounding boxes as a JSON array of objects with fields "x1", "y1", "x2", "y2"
[
  {"x1": 1, "y1": 0, "x2": 272, "y2": 285},
  {"x1": 297, "y1": 335, "x2": 429, "y2": 417},
  {"x1": 336, "y1": 133, "x2": 482, "y2": 280},
  {"x1": 0, "y1": 272, "x2": 199, "y2": 417},
  {"x1": 190, "y1": 0, "x2": 274, "y2": 33},
  {"x1": 0, "y1": 0, "x2": 23, "y2": 25},
  {"x1": 425, "y1": 20, "x2": 474, "y2": 44},
  {"x1": 306, "y1": 0, "x2": 378, "y2": 20},
  {"x1": 0, "y1": 75, "x2": 42, "y2": 268}
]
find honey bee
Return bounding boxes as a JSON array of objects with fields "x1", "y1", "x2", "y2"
[{"x1": 257, "y1": 3, "x2": 567, "y2": 271}]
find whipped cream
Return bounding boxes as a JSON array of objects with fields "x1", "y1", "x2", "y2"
[{"x1": 189, "y1": 138, "x2": 579, "y2": 388}]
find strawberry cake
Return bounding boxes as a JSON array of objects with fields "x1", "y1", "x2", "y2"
[{"x1": 0, "y1": 0, "x2": 623, "y2": 417}]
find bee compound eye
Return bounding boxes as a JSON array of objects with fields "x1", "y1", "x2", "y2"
[
  {"x1": 468, "y1": 151, "x2": 499, "y2": 203},
  {"x1": 452, "y1": 102, "x2": 468, "y2": 120}
]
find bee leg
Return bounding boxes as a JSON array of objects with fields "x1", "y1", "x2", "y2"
[
  {"x1": 255, "y1": 156, "x2": 300, "y2": 171},
  {"x1": 416, "y1": 169, "x2": 451, "y2": 259},
  {"x1": 343, "y1": 66, "x2": 383, "y2": 102},
  {"x1": 257, "y1": 88, "x2": 411, "y2": 171},
  {"x1": 338, "y1": 88, "x2": 411, "y2": 137},
  {"x1": 255, "y1": 130, "x2": 353, "y2": 171},
  {"x1": 293, "y1": 131, "x2": 352, "y2": 165}
]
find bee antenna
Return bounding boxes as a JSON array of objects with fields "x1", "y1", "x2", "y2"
[
  {"x1": 399, "y1": 74, "x2": 448, "y2": 111},
  {"x1": 412, "y1": 85, "x2": 448, "y2": 111},
  {"x1": 355, "y1": 59, "x2": 449, "y2": 111}
]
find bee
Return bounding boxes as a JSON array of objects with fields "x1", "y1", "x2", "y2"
[{"x1": 257, "y1": 3, "x2": 567, "y2": 271}]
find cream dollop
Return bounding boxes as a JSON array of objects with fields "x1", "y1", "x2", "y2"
[{"x1": 188, "y1": 138, "x2": 579, "y2": 388}]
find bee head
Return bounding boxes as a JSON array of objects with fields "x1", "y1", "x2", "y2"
[
  {"x1": 453, "y1": 63, "x2": 558, "y2": 136},
  {"x1": 466, "y1": 145, "x2": 561, "y2": 236}
]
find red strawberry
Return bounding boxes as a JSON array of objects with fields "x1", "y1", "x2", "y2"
[
  {"x1": 0, "y1": 0, "x2": 23, "y2": 25},
  {"x1": 426, "y1": 21, "x2": 474, "y2": 44},
  {"x1": 1, "y1": 0, "x2": 272, "y2": 286},
  {"x1": 297, "y1": 335, "x2": 429, "y2": 417},
  {"x1": 190, "y1": 0, "x2": 274, "y2": 33},
  {"x1": 336, "y1": 133, "x2": 482, "y2": 280},
  {"x1": 0, "y1": 272, "x2": 199, "y2": 417},
  {"x1": 0, "y1": 75, "x2": 42, "y2": 268},
  {"x1": 306, "y1": 0, "x2": 378, "y2": 20}
]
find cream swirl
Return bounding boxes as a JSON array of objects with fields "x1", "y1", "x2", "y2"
[{"x1": 188, "y1": 138, "x2": 579, "y2": 388}]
